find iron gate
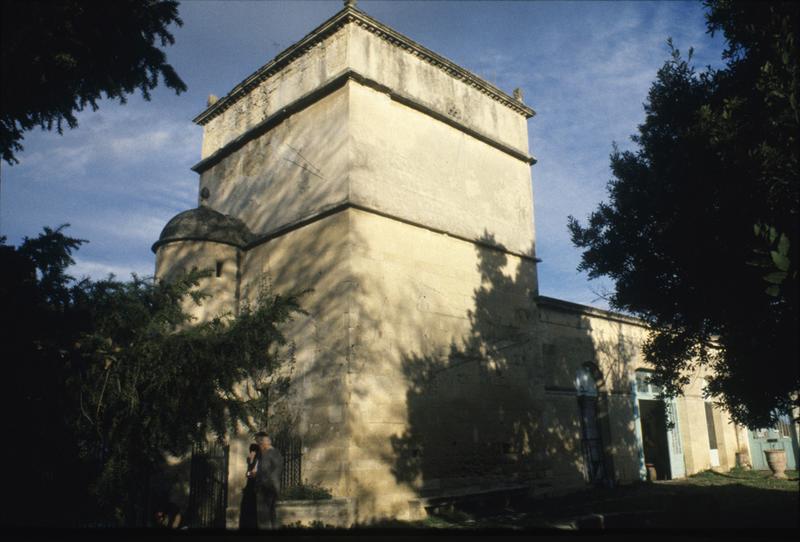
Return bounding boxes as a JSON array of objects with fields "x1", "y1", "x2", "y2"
[
  {"x1": 578, "y1": 395, "x2": 607, "y2": 484},
  {"x1": 271, "y1": 429, "x2": 302, "y2": 491},
  {"x1": 187, "y1": 441, "x2": 229, "y2": 528}
]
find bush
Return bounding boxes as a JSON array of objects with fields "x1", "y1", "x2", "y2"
[{"x1": 279, "y1": 481, "x2": 333, "y2": 501}]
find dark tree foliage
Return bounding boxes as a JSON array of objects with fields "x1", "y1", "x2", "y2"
[
  {"x1": 0, "y1": 227, "x2": 303, "y2": 526},
  {"x1": 568, "y1": 0, "x2": 799, "y2": 428},
  {"x1": 0, "y1": 0, "x2": 186, "y2": 164}
]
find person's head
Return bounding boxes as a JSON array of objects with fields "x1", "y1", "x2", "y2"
[
  {"x1": 248, "y1": 443, "x2": 260, "y2": 460},
  {"x1": 254, "y1": 431, "x2": 271, "y2": 451}
]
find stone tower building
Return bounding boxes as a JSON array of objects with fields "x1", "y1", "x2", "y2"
[{"x1": 154, "y1": 1, "x2": 753, "y2": 527}]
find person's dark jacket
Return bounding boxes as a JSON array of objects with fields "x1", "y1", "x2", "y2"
[{"x1": 256, "y1": 447, "x2": 283, "y2": 491}]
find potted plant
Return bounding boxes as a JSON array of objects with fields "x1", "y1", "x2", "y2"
[
  {"x1": 763, "y1": 440, "x2": 788, "y2": 479},
  {"x1": 734, "y1": 448, "x2": 751, "y2": 470}
]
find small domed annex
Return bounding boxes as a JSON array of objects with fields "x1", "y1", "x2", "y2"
[{"x1": 151, "y1": 206, "x2": 255, "y2": 252}]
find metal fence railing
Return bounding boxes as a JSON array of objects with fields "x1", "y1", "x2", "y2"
[
  {"x1": 187, "y1": 441, "x2": 229, "y2": 528},
  {"x1": 272, "y1": 429, "x2": 302, "y2": 491}
]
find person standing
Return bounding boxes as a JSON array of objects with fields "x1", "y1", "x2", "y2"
[
  {"x1": 239, "y1": 443, "x2": 260, "y2": 529},
  {"x1": 254, "y1": 431, "x2": 283, "y2": 529}
]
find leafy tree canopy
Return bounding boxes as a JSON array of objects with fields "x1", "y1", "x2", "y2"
[
  {"x1": 0, "y1": 0, "x2": 186, "y2": 164},
  {"x1": 568, "y1": 0, "x2": 798, "y2": 428},
  {"x1": 0, "y1": 227, "x2": 304, "y2": 526}
]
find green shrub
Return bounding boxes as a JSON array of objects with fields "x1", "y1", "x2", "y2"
[
  {"x1": 279, "y1": 481, "x2": 333, "y2": 501},
  {"x1": 282, "y1": 520, "x2": 338, "y2": 529}
]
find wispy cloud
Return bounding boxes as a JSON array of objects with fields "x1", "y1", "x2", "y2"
[
  {"x1": 70, "y1": 256, "x2": 154, "y2": 282},
  {"x1": 16, "y1": 105, "x2": 199, "y2": 181}
]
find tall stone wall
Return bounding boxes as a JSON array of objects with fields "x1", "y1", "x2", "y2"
[
  {"x1": 348, "y1": 82, "x2": 535, "y2": 256},
  {"x1": 217, "y1": 210, "x2": 354, "y2": 525},
  {"x1": 197, "y1": 15, "x2": 531, "y2": 161},
  {"x1": 198, "y1": 86, "x2": 350, "y2": 235},
  {"x1": 199, "y1": 28, "x2": 350, "y2": 159},
  {"x1": 344, "y1": 22, "x2": 529, "y2": 154},
  {"x1": 197, "y1": 78, "x2": 534, "y2": 257},
  {"x1": 347, "y1": 208, "x2": 540, "y2": 520},
  {"x1": 180, "y1": 8, "x2": 540, "y2": 523}
]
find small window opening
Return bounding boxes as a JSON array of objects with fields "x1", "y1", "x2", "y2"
[
  {"x1": 215, "y1": 260, "x2": 224, "y2": 278},
  {"x1": 704, "y1": 402, "x2": 718, "y2": 450},
  {"x1": 777, "y1": 413, "x2": 792, "y2": 438}
]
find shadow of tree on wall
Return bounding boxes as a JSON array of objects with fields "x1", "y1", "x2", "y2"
[
  {"x1": 388, "y1": 232, "x2": 646, "y2": 501},
  {"x1": 211, "y1": 101, "x2": 364, "y2": 518},
  {"x1": 538, "y1": 305, "x2": 657, "y2": 484},
  {"x1": 389, "y1": 232, "x2": 540, "y2": 489},
  {"x1": 144, "y1": 87, "x2": 362, "y2": 527}
]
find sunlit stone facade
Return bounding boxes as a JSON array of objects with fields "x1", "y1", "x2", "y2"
[{"x1": 153, "y1": 2, "x2": 747, "y2": 527}]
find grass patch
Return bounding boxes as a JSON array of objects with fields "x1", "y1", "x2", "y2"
[
  {"x1": 420, "y1": 469, "x2": 799, "y2": 529},
  {"x1": 682, "y1": 468, "x2": 799, "y2": 491},
  {"x1": 331, "y1": 469, "x2": 799, "y2": 530}
]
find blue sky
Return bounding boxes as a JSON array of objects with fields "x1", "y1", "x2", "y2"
[{"x1": 0, "y1": 0, "x2": 726, "y2": 309}]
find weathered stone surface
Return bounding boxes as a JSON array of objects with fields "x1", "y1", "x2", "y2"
[
  {"x1": 154, "y1": 206, "x2": 254, "y2": 250},
  {"x1": 153, "y1": 2, "x2": 748, "y2": 529},
  {"x1": 277, "y1": 498, "x2": 355, "y2": 528},
  {"x1": 155, "y1": 240, "x2": 239, "y2": 322},
  {"x1": 194, "y1": 5, "x2": 532, "y2": 160}
]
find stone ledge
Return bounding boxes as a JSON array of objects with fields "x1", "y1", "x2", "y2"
[
  {"x1": 537, "y1": 295, "x2": 648, "y2": 329},
  {"x1": 276, "y1": 497, "x2": 355, "y2": 528},
  {"x1": 191, "y1": 70, "x2": 536, "y2": 175}
]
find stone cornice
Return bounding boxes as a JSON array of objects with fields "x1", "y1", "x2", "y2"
[
  {"x1": 151, "y1": 236, "x2": 244, "y2": 253},
  {"x1": 538, "y1": 296, "x2": 724, "y2": 349},
  {"x1": 191, "y1": 69, "x2": 536, "y2": 174},
  {"x1": 193, "y1": 6, "x2": 535, "y2": 126},
  {"x1": 241, "y1": 201, "x2": 540, "y2": 264},
  {"x1": 536, "y1": 295, "x2": 649, "y2": 329}
]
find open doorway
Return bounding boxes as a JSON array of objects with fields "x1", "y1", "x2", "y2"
[
  {"x1": 633, "y1": 369, "x2": 686, "y2": 480},
  {"x1": 639, "y1": 399, "x2": 671, "y2": 480}
]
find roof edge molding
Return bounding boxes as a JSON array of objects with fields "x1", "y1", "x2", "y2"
[
  {"x1": 191, "y1": 69, "x2": 536, "y2": 175},
  {"x1": 536, "y1": 295, "x2": 648, "y2": 329},
  {"x1": 193, "y1": 5, "x2": 535, "y2": 126}
]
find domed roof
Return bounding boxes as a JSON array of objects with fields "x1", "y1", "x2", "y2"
[{"x1": 152, "y1": 206, "x2": 254, "y2": 252}]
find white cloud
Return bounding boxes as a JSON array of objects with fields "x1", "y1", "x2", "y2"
[
  {"x1": 13, "y1": 103, "x2": 200, "y2": 181},
  {"x1": 86, "y1": 211, "x2": 172, "y2": 246},
  {"x1": 70, "y1": 257, "x2": 153, "y2": 282},
  {"x1": 108, "y1": 128, "x2": 173, "y2": 157}
]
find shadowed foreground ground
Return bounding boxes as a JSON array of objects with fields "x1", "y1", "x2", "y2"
[{"x1": 355, "y1": 468, "x2": 799, "y2": 530}]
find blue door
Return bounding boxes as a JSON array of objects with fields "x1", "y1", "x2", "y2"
[
  {"x1": 748, "y1": 412, "x2": 798, "y2": 471},
  {"x1": 665, "y1": 400, "x2": 686, "y2": 479}
]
